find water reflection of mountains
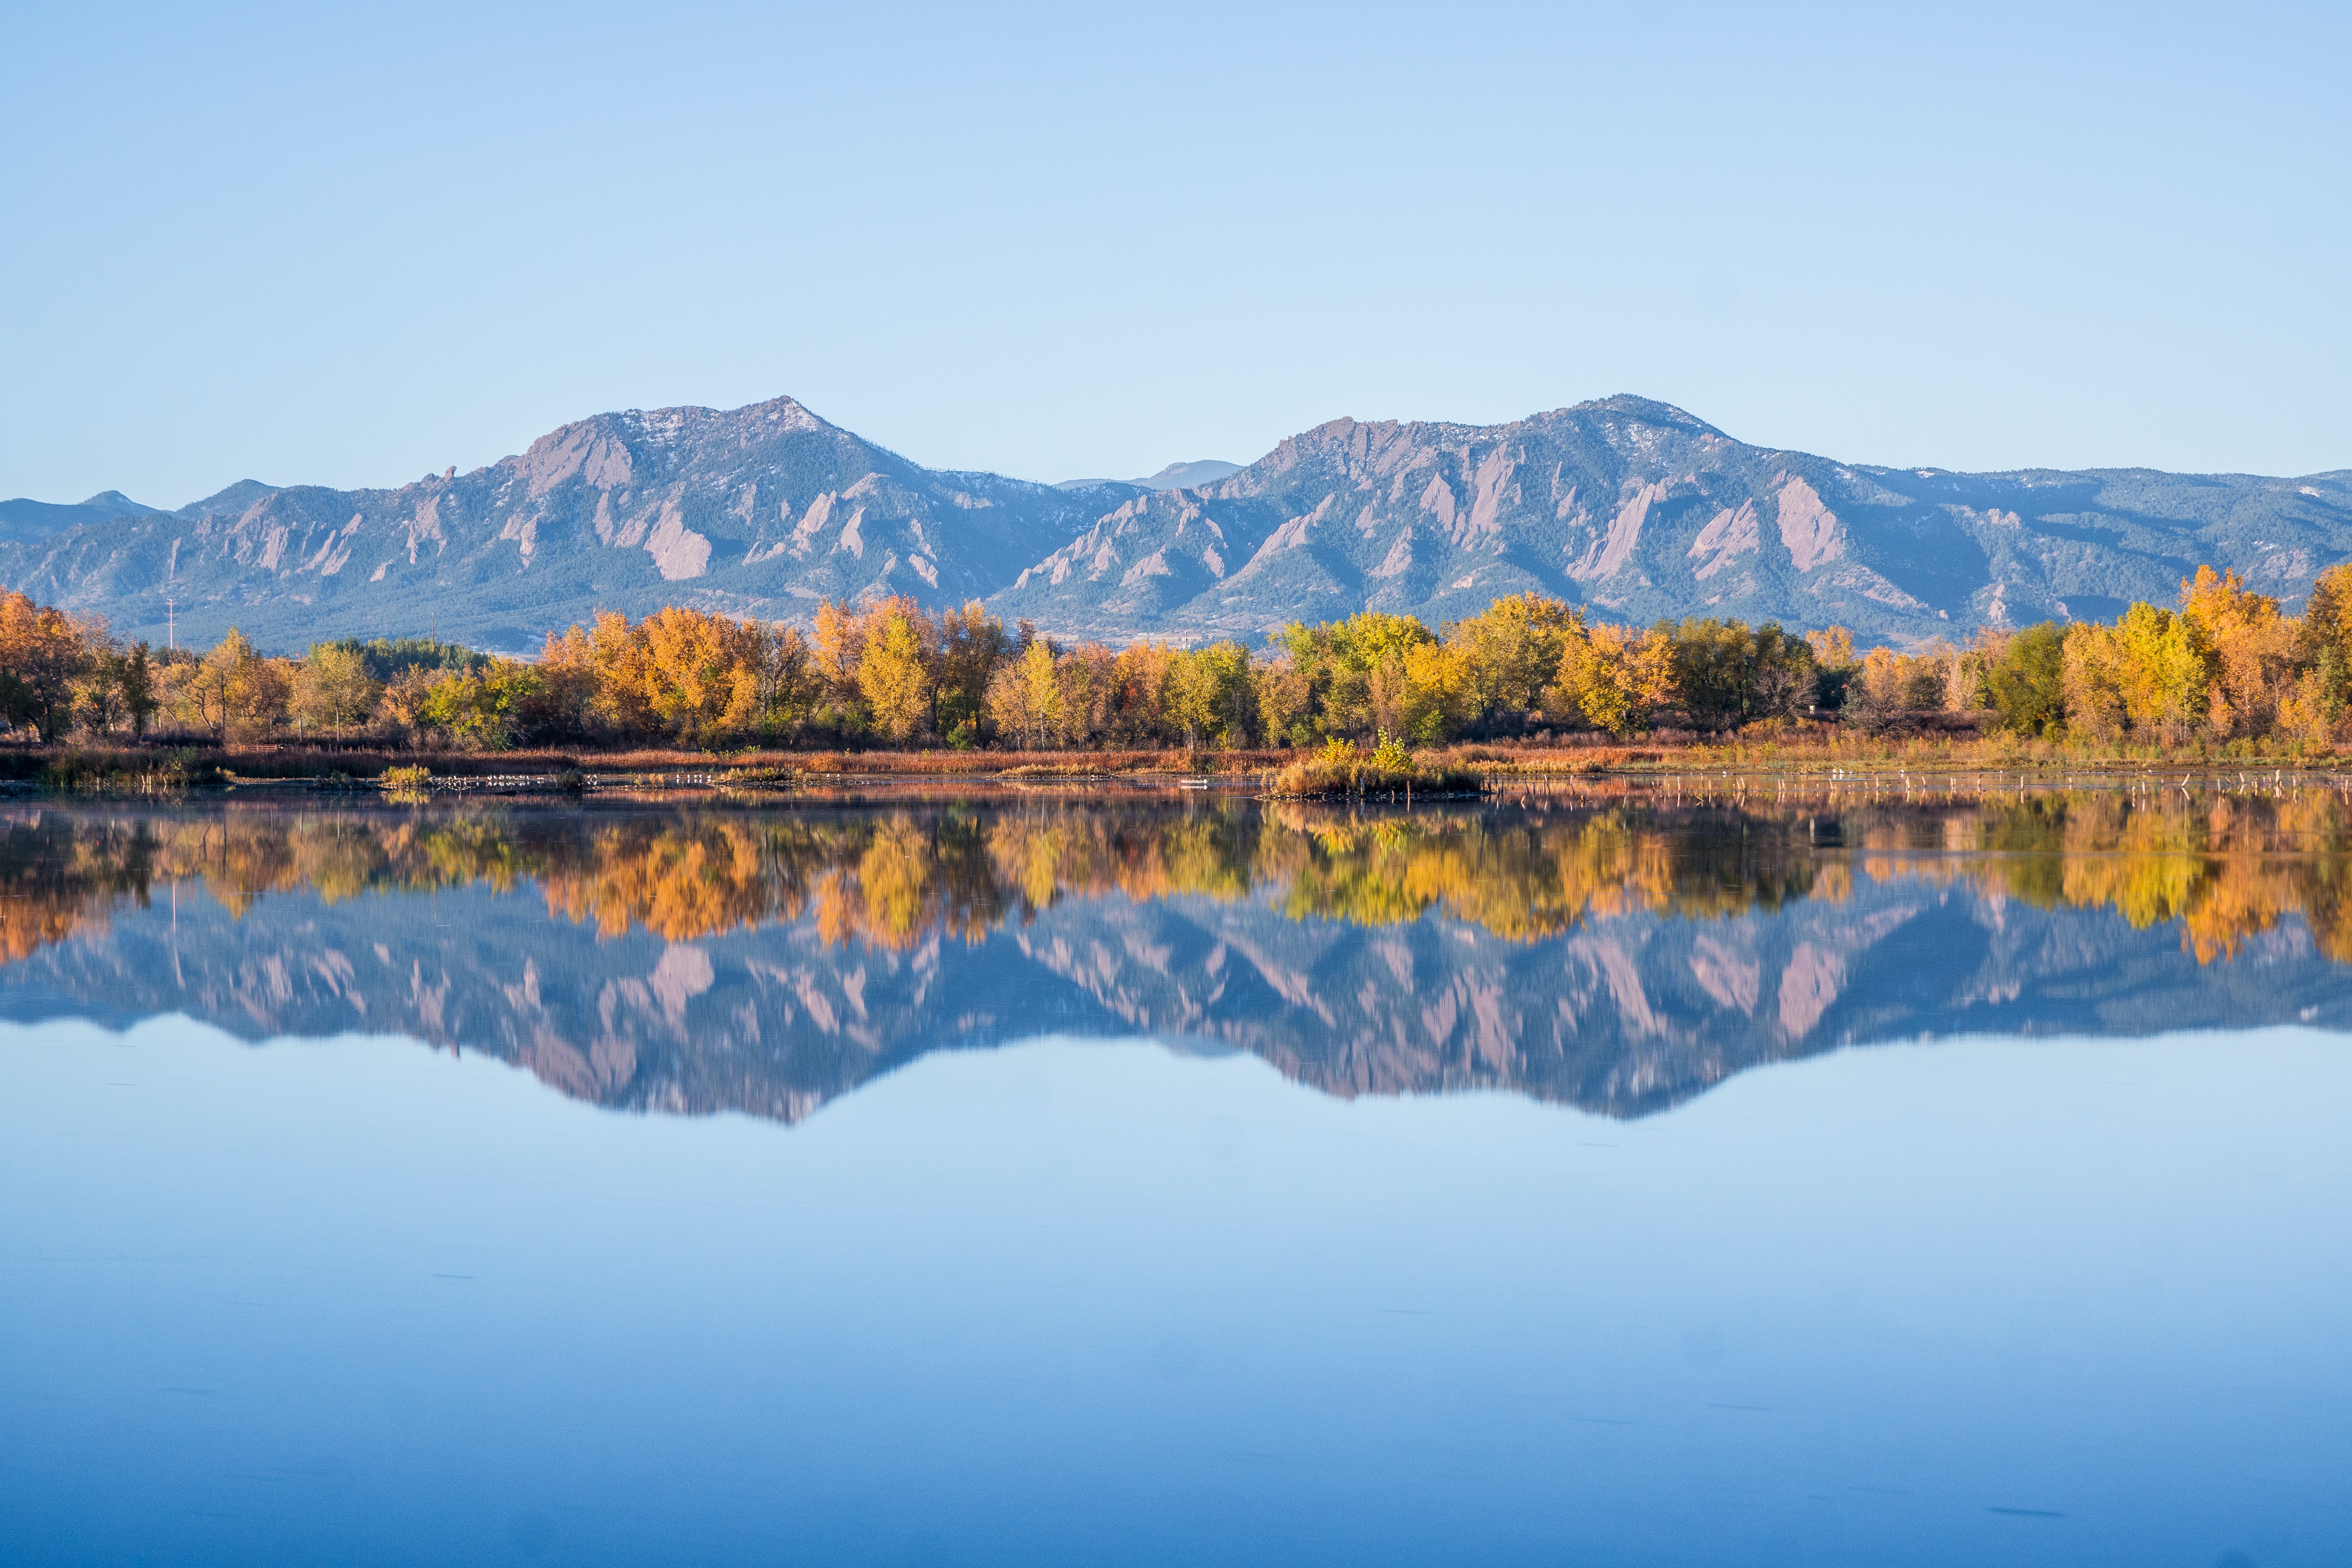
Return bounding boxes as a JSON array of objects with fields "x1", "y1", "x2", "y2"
[{"x1": 4, "y1": 793, "x2": 2349, "y2": 1119}]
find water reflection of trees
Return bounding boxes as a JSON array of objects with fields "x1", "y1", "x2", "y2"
[
  {"x1": 1843, "y1": 791, "x2": 2352, "y2": 962},
  {"x1": 4, "y1": 791, "x2": 2352, "y2": 967}
]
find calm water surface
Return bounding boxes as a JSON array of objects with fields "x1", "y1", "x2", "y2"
[{"x1": 2, "y1": 786, "x2": 2348, "y2": 1566}]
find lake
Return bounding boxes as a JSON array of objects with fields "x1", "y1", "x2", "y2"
[{"x1": 2, "y1": 783, "x2": 2347, "y2": 1566}]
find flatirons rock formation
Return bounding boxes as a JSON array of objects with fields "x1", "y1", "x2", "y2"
[
  {"x1": 997, "y1": 397, "x2": 2352, "y2": 643},
  {"x1": 0, "y1": 397, "x2": 1116, "y2": 651},
  {"x1": 4, "y1": 392, "x2": 2348, "y2": 650}
]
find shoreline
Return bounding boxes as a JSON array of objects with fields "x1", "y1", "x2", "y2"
[{"x1": 7, "y1": 755, "x2": 2348, "y2": 807}]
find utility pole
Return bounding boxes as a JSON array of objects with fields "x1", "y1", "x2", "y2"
[{"x1": 166, "y1": 596, "x2": 176, "y2": 652}]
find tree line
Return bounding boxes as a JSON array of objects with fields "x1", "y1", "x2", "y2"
[{"x1": 4, "y1": 563, "x2": 2350, "y2": 751}]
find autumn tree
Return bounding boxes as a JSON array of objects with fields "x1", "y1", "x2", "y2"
[
  {"x1": 0, "y1": 587, "x2": 91, "y2": 740},
  {"x1": 1399, "y1": 640, "x2": 1472, "y2": 743},
  {"x1": 2179, "y1": 566, "x2": 2297, "y2": 738},
  {"x1": 2061, "y1": 604, "x2": 2210, "y2": 743},
  {"x1": 1164, "y1": 642, "x2": 1255, "y2": 749},
  {"x1": 170, "y1": 628, "x2": 291, "y2": 739},
  {"x1": 1551, "y1": 622, "x2": 1676, "y2": 738},
  {"x1": 1052, "y1": 642, "x2": 1121, "y2": 746},
  {"x1": 810, "y1": 598, "x2": 871, "y2": 731},
  {"x1": 529, "y1": 624, "x2": 604, "y2": 739},
  {"x1": 985, "y1": 639, "x2": 1062, "y2": 750},
  {"x1": 295, "y1": 644, "x2": 383, "y2": 737},
  {"x1": 857, "y1": 598, "x2": 936, "y2": 746},
  {"x1": 1251, "y1": 654, "x2": 1312, "y2": 748},
  {"x1": 1445, "y1": 593, "x2": 1580, "y2": 737},
  {"x1": 1107, "y1": 641, "x2": 1177, "y2": 745},
  {"x1": 638, "y1": 606, "x2": 764, "y2": 740}
]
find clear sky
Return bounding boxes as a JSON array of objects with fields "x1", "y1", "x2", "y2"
[{"x1": 6, "y1": 1, "x2": 2346, "y2": 507}]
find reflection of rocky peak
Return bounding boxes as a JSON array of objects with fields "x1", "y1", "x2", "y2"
[{"x1": 4, "y1": 796, "x2": 2348, "y2": 1124}]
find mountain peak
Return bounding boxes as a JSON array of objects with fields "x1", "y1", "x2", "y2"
[
  {"x1": 77, "y1": 490, "x2": 155, "y2": 516},
  {"x1": 0, "y1": 488, "x2": 160, "y2": 547},
  {"x1": 178, "y1": 479, "x2": 279, "y2": 518},
  {"x1": 1571, "y1": 393, "x2": 1721, "y2": 430}
]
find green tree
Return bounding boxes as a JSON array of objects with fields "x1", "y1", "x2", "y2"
[
  {"x1": 1164, "y1": 642, "x2": 1254, "y2": 749},
  {"x1": 119, "y1": 643, "x2": 157, "y2": 735},
  {"x1": 1984, "y1": 622, "x2": 2069, "y2": 735},
  {"x1": 418, "y1": 663, "x2": 541, "y2": 750},
  {"x1": 1275, "y1": 611, "x2": 1437, "y2": 739},
  {"x1": 1669, "y1": 619, "x2": 1812, "y2": 729},
  {"x1": 934, "y1": 602, "x2": 1010, "y2": 747}
]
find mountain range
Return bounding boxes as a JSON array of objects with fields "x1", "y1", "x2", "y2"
[{"x1": 4, "y1": 394, "x2": 2348, "y2": 652}]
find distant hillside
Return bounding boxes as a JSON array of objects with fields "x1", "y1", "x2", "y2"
[
  {"x1": 4, "y1": 392, "x2": 2347, "y2": 651},
  {"x1": 1056, "y1": 459, "x2": 1244, "y2": 493},
  {"x1": 0, "y1": 490, "x2": 155, "y2": 547}
]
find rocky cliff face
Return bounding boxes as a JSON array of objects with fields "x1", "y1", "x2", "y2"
[
  {"x1": 6, "y1": 392, "x2": 2348, "y2": 650},
  {"x1": 0, "y1": 396, "x2": 1118, "y2": 650},
  {"x1": 995, "y1": 396, "x2": 2352, "y2": 644}
]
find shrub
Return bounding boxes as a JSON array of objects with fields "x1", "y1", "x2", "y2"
[{"x1": 381, "y1": 765, "x2": 431, "y2": 802}]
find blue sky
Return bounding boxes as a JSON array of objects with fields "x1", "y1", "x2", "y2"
[{"x1": 5, "y1": 1, "x2": 2346, "y2": 506}]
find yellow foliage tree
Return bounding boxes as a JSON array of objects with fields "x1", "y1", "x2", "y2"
[
  {"x1": 857, "y1": 598, "x2": 936, "y2": 745},
  {"x1": 1400, "y1": 640, "x2": 1472, "y2": 744},
  {"x1": 2179, "y1": 566, "x2": 2297, "y2": 738},
  {"x1": 1445, "y1": 592, "x2": 1580, "y2": 734},
  {"x1": 985, "y1": 639, "x2": 1062, "y2": 749},
  {"x1": 293, "y1": 644, "x2": 383, "y2": 737},
  {"x1": 2063, "y1": 604, "x2": 2210, "y2": 742},
  {"x1": 1552, "y1": 623, "x2": 1676, "y2": 737},
  {"x1": 638, "y1": 605, "x2": 764, "y2": 739}
]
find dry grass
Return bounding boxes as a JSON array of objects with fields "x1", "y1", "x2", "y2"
[{"x1": 10, "y1": 724, "x2": 2345, "y2": 797}]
